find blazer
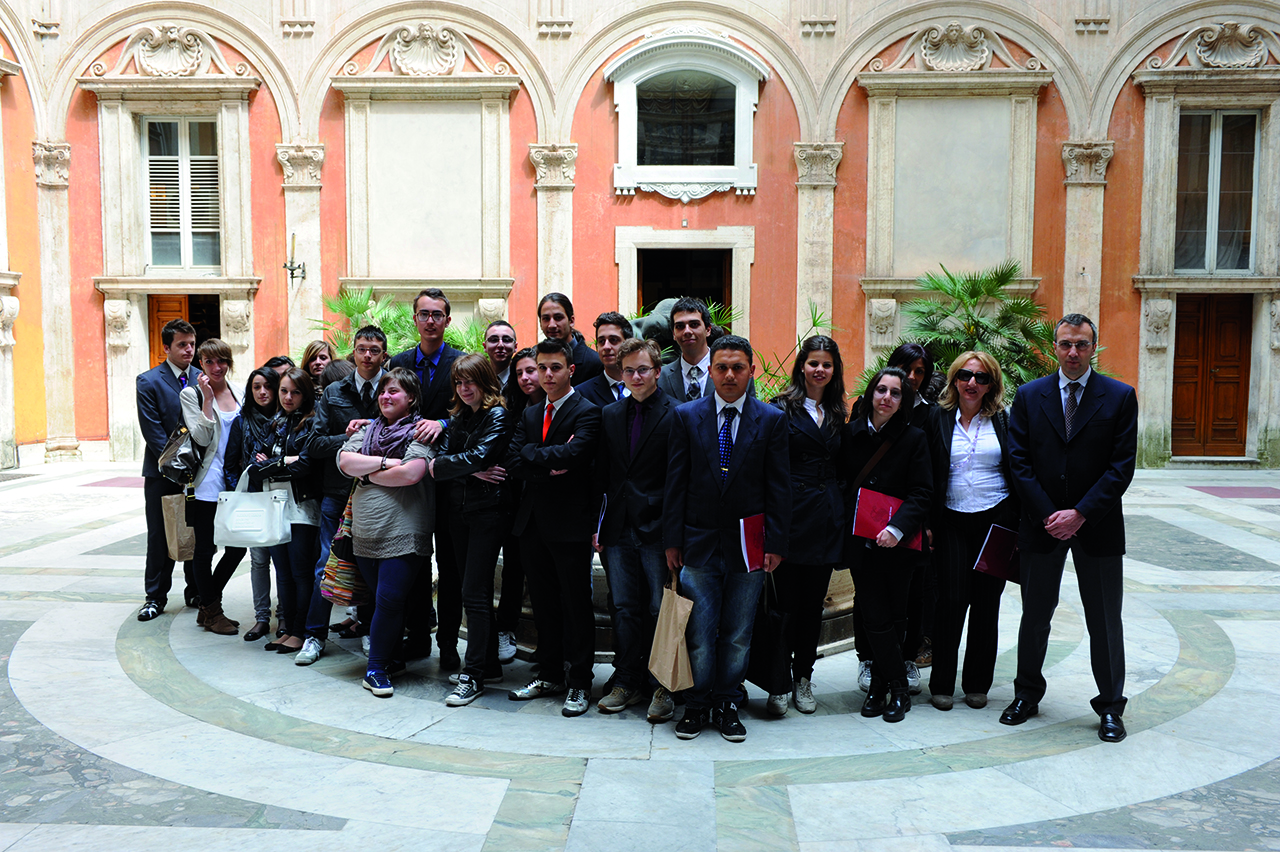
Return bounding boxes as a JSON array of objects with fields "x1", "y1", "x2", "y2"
[
  {"x1": 568, "y1": 334, "x2": 604, "y2": 386},
  {"x1": 656, "y1": 358, "x2": 756, "y2": 403},
  {"x1": 924, "y1": 404, "x2": 1019, "y2": 529},
  {"x1": 773, "y1": 400, "x2": 844, "y2": 565},
  {"x1": 576, "y1": 372, "x2": 628, "y2": 408},
  {"x1": 505, "y1": 390, "x2": 602, "y2": 541},
  {"x1": 433, "y1": 404, "x2": 511, "y2": 514},
  {"x1": 310, "y1": 373, "x2": 384, "y2": 499},
  {"x1": 136, "y1": 361, "x2": 201, "y2": 478},
  {"x1": 1007, "y1": 371, "x2": 1138, "y2": 556},
  {"x1": 839, "y1": 411, "x2": 932, "y2": 568},
  {"x1": 662, "y1": 394, "x2": 791, "y2": 572},
  {"x1": 595, "y1": 389, "x2": 676, "y2": 547},
  {"x1": 179, "y1": 384, "x2": 242, "y2": 490},
  {"x1": 388, "y1": 342, "x2": 462, "y2": 420}
]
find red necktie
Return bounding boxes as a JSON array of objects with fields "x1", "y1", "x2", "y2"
[{"x1": 542, "y1": 402, "x2": 554, "y2": 441}]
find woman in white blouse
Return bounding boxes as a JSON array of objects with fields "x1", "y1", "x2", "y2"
[{"x1": 923, "y1": 351, "x2": 1018, "y2": 711}]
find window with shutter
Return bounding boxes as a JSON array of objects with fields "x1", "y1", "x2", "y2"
[{"x1": 145, "y1": 117, "x2": 221, "y2": 271}]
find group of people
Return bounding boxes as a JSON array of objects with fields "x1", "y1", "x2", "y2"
[{"x1": 135, "y1": 290, "x2": 1138, "y2": 745}]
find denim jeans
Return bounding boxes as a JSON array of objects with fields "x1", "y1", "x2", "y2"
[
  {"x1": 303, "y1": 494, "x2": 346, "y2": 640},
  {"x1": 603, "y1": 527, "x2": 668, "y2": 690},
  {"x1": 356, "y1": 554, "x2": 420, "y2": 674},
  {"x1": 269, "y1": 524, "x2": 319, "y2": 641},
  {"x1": 679, "y1": 549, "x2": 765, "y2": 711}
]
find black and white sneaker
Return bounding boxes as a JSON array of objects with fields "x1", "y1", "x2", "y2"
[
  {"x1": 714, "y1": 701, "x2": 747, "y2": 742},
  {"x1": 508, "y1": 678, "x2": 567, "y2": 701},
  {"x1": 445, "y1": 674, "x2": 484, "y2": 706},
  {"x1": 675, "y1": 708, "x2": 707, "y2": 740},
  {"x1": 137, "y1": 601, "x2": 163, "y2": 622}
]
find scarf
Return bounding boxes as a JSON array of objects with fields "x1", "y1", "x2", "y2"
[{"x1": 361, "y1": 413, "x2": 421, "y2": 459}]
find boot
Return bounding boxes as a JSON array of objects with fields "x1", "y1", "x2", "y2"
[
  {"x1": 860, "y1": 677, "x2": 887, "y2": 717},
  {"x1": 196, "y1": 605, "x2": 238, "y2": 628},
  {"x1": 201, "y1": 605, "x2": 239, "y2": 636},
  {"x1": 883, "y1": 680, "x2": 912, "y2": 723}
]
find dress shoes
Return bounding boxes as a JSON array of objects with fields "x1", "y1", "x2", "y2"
[
  {"x1": 243, "y1": 621, "x2": 271, "y2": 642},
  {"x1": 1098, "y1": 712, "x2": 1126, "y2": 743},
  {"x1": 998, "y1": 698, "x2": 1039, "y2": 726}
]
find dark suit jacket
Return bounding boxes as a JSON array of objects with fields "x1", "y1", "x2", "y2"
[
  {"x1": 136, "y1": 361, "x2": 201, "y2": 478},
  {"x1": 656, "y1": 358, "x2": 756, "y2": 403},
  {"x1": 773, "y1": 400, "x2": 844, "y2": 565},
  {"x1": 663, "y1": 395, "x2": 791, "y2": 572},
  {"x1": 505, "y1": 390, "x2": 602, "y2": 541},
  {"x1": 924, "y1": 404, "x2": 1019, "y2": 529},
  {"x1": 576, "y1": 372, "x2": 628, "y2": 408},
  {"x1": 568, "y1": 335, "x2": 604, "y2": 386},
  {"x1": 595, "y1": 390, "x2": 675, "y2": 547},
  {"x1": 839, "y1": 412, "x2": 932, "y2": 566},
  {"x1": 388, "y1": 342, "x2": 462, "y2": 420},
  {"x1": 1007, "y1": 371, "x2": 1138, "y2": 556},
  {"x1": 309, "y1": 373, "x2": 384, "y2": 499}
]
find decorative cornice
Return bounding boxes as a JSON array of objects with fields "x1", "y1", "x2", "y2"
[
  {"x1": 1062, "y1": 140, "x2": 1114, "y2": 185},
  {"x1": 801, "y1": 17, "x2": 837, "y2": 37},
  {"x1": 280, "y1": 18, "x2": 315, "y2": 38},
  {"x1": 347, "y1": 23, "x2": 508, "y2": 77},
  {"x1": 94, "y1": 276, "x2": 261, "y2": 297},
  {"x1": 1132, "y1": 275, "x2": 1280, "y2": 294},
  {"x1": 869, "y1": 21, "x2": 1046, "y2": 73},
  {"x1": 603, "y1": 25, "x2": 770, "y2": 82},
  {"x1": 32, "y1": 19, "x2": 58, "y2": 40},
  {"x1": 1147, "y1": 22, "x2": 1280, "y2": 70},
  {"x1": 276, "y1": 143, "x2": 324, "y2": 187},
  {"x1": 537, "y1": 18, "x2": 573, "y2": 39},
  {"x1": 529, "y1": 143, "x2": 577, "y2": 188},
  {"x1": 32, "y1": 141, "x2": 70, "y2": 188},
  {"x1": 92, "y1": 24, "x2": 250, "y2": 78},
  {"x1": 635, "y1": 182, "x2": 740, "y2": 203},
  {"x1": 794, "y1": 142, "x2": 844, "y2": 188}
]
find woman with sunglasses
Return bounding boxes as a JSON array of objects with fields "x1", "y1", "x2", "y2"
[
  {"x1": 840, "y1": 367, "x2": 932, "y2": 722},
  {"x1": 924, "y1": 351, "x2": 1017, "y2": 711}
]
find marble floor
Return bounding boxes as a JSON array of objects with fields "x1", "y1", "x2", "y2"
[{"x1": 1, "y1": 462, "x2": 1279, "y2": 852}]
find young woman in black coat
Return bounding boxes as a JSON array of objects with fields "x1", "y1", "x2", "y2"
[
  {"x1": 766, "y1": 336, "x2": 847, "y2": 717},
  {"x1": 840, "y1": 367, "x2": 932, "y2": 722}
]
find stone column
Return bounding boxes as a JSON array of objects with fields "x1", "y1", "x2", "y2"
[
  {"x1": 0, "y1": 276, "x2": 18, "y2": 469},
  {"x1": 794, "y1": 142, "x2": 843, "y2": 338},
  {"x1": 34, "y1": 141, "x2": 79, "y2": 460},
  {"x1": 1061, "y1": 141, "x2": 1114, "y2": 322},
  {"x1": 221, "y1": 298, "x2": 254, "y2": 381},
  {"x1": 276, "y1": 143, "x2": 325, "y2": 351},
  {"x1": 103, "y1": 298, "x2": 139, "y2": 462},
  {"x1": 529, "y1": 144, "x2": 576, "y2": 302}
]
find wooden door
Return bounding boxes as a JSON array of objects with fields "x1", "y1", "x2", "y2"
[
  {"x1": 1171, "y1": 294, "x2": 1252, "y2": 456},
  {"x1": 148, "y1": 295, "x2": 188, "y2": 368}
]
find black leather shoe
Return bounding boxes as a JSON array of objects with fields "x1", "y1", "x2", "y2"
[
  {"x1": 137, "y1": 601, "x2": 163, "y2": 622},
  {"x1": 999, "y1": 698, "x2": 1039, "y2": 726},
  {"x1": 860, "y1": 690, "x2": 887, "y2": 718},
  {"x1": 1098, "y1": 712, "x2": 1126, "y2": 743}
]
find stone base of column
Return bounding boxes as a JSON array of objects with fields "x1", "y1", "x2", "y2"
[{"x1": 43, "y1": 438, "x2": 81, "y2": 461}]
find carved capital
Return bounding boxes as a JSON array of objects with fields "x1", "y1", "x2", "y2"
[
  {"x1": 221, "y1": 299, "x2": 252, "y2": 353},
  {"x1": 529, "y1": 143, "x2": 577, "y2": 188},
  {"x1": 794, "y1": 143, "x2": 844, "y2": 187},
  {"x1": 868, "y1": 299, "x2": 898, "y2": 349},
  {"x1": 103, "y1": 299, "x2": 132, "y2": 349},
  {"x1": 0, "y1": 295, "x2": 18, "y2": 348},
  {"x1": 276, "y1": 143, "x2": 325, "y2": 187},
  {"x1": 1144, "y1": 298, "x2": 1173, "y2": 350},
  {"x1": 1062, "y1": 140, "x2": 1115, "y2": 185},
  {"x1": 477, "y1": 298, "x2": 507, "y2": 325},
  {"x1": 33, "y1": 141, "x2": 70, "y2": 187}
]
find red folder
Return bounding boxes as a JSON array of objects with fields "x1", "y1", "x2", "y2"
[
  {"x1": 740, "y1": 513, "x2": 765, "y2": 572},
  {"x1": 852, "y1": 488, "x2": 923, "y2": 551},
  {"x1": 974, "y1": 524, "x2": 1020, "y2": 584}
]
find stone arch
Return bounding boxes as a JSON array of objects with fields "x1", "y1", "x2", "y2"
[
  {"x1": 816, "y1": 0, "x2": 1088, "y2": 139},
  {"x1": 46, "y1": 2, "x2": 298, "y2": 140},
  {"x1": 554, "y1": 2, "x2": 819, "y2": 142},
  {"x1": 298, "y1": 2, "x2": 555, "y2": 142},
  {"x1": 0, "y1": 0, "x2": 47, "y2": 138}
]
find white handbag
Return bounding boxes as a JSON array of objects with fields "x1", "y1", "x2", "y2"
[{"x1": 213, "y1": 475, "x2": 293, "y2": 548}]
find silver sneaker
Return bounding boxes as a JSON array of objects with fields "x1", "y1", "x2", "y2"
[
  {"x1": 905, "y1": 661, "x2": 922, "y2": 695},
  {"x1": 766, "y1": 692, "x2": 788, "y2": 717},
  {"x1": 496, "y1": 630, "x2": 517, "y2": 664},
  {"x1": 562, "y1": 688, "x2": 590, "y2": 717},
  {"x1": 597, "y1": 686, "x2": 644, "y2": 714},
  {"x1": 857, "y1": 660, "x2": 872, "y2": 693},
  {"x1": 646, "y1": 687, "x2": 675, "y2": 723},
  {"x1": 361, "y1": 635, "x2": 370, "y2": 658},
  {"x1": 294, "y1": 637, "x2": 323, "y2": 666},
  {"x1": 793, "y1": 677, "x2": 816, "y2": 714},
  {"x1": 445, "y1": 674, "x2": 484, "y2": 706},
  {"x1": 508, "y1": 678, "x2": 567, "y2": 701}
]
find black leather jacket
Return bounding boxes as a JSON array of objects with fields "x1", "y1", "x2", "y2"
[
  {"x1": 249, "y1": 411, "x2": 323, "y2": 504},
  {"x1": 310, "y1": 374, "x2": 382, "y2": 499},
  {"x1": 433, "y1": 405, "x2": 511, "y2": 513}
]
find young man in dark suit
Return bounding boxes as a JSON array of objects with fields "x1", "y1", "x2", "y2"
[
  {"x1": 538, "y1": 292, "x2": 603, "y2": 385},
  {"x1": 664, "y1": 335, "x2": 791, "y2": 742},
  {"x1": 577, "y1": 312, "x2": 633, "y2": 407},
  {"x1": 593, "y1": 338, "x2": 676, "y2": 721},
  {"x1": 1002, "y1": 313, "x2": 1138, "y2": 743},
  {"x1": 388, "y1": 288, "x2": 463, "y2": 667},
  {"x1": 505, "y1": 337, "x2": 602, "y2": 716},
  {"x1": 136, "y1": 318, "x2": 201, "y2": 621},
  {"x1": 483, "y1": 320, "x2": 517, "y2": 394}
]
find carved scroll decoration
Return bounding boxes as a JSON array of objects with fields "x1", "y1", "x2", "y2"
[
  {"x1": 103, "y1": 299, "x2": 133, "y2": 349},
  {"x1": 94, "y1": 24, "x2": 249, "y2": 77},
  {"x1": 1147, "y1": 22, "x2": 1280, "y2": 70},
  {"x1": 870, "y1": 21, "x2": 1044, "y2": 72},
  {"x1": 354, "y1": 23, "x2": 510, "y2": 76},
  {"x1": 1144, "y1": 298, "x2": 1172, "y2": 350}
]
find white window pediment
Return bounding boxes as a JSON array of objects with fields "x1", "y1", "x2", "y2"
[{"x1": 604, "y1": 26, "x2": 769, "y2": 202}]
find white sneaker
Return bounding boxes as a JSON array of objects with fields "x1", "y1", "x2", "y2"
[
  {"x1": 294, "y1": 637, "x2": 323, "y2": 666},
  {"x1": 361, "y1": 635, "x2": 370, "y2": 658},
  {"x1": 766, "y1": 692, "x2": 789, "y2": 717},
  {"x1": 904, "y1": 661, "x2": 922, "y2": 695},
  {"x1": 857, "y1": 660, "x2": 872, "y2": 693},
  {"x1": 562, "y1": 688, "x2": 590, "y2": 717},
  {"x1": 793, "y1": 677, "x2": 816, "y2": 714},
  {"x1": 496, "y1": 630, "x2": 517, "y2": 664}
]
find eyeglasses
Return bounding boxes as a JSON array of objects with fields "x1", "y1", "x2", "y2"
[
  {"x1": 1056, "y1": 340, "x2": 1093, "y2": 351},
  {"x1": 622, "y1": 366, "x2": 655, "y2": 378},
  {"x1": 354, "y1": 347, "x2": 383, "y2": 356},
  {"x1": 486, "y1": 335, "x2": 515, "y2": 344},
  {"x1": 416, "y1": 310, "x2": 447, "y2": 322},
  {"x1": 955, "y1": 369, "x2": 993, "y2": 385}
]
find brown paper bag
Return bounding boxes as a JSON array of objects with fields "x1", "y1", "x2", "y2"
[
  {"x1": 648, "y1": 577, "x2": 694, "y2": 692},
  {"x1": 162, "y1": 494, "x2": 195, "y2": 562}
]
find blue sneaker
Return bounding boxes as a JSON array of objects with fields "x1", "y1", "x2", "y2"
[{"x1": 362, "y1": 671, "x2": 393, "y2": 697}]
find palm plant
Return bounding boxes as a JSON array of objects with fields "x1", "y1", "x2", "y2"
[
  {"x1": 755, "y1": 301, "x2": 837, "y2": 402},
  {"x1": 313, "y1": 286, "x2": 490, "y2": 356}
]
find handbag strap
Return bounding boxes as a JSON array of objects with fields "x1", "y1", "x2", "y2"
[{"x1": 850, "y1": 439, "x2": 894, "y2": 493}]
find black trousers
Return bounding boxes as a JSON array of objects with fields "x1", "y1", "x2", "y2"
[
  {"x1": 520, "y1": 532, "x2": 595, "y2": 689},
  {"x1": 851, "y1": 545, "x2": 916, "y2": 686},
  {"x1": 143, "y1": 476, "x2": 196, "y2": 608},
  {"x1": 1015, "y1": 539, "x2": 1127, "y2": 716},
  {"x1": 184, "y1": 499, "x2": 245, "y2": 609},
  {"x1": 451, "y1": 506, "x2": 506, "y2": 678},
  {"x1": 495, "y1": 531, "x2": 525, "y2": 633},
  {"x1": 773, "y1": 561, "x2": 835, "y2": 682},
  {"x1": 928, "y1": 504, "x2": 1009, "y2": 697}
]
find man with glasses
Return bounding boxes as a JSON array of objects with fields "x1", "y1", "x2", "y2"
[{"x1": 1001, "y1": 313, "x2": 1138, "y2": 743}]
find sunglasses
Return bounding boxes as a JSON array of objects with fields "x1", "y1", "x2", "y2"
[{"x1": 955, "y1": 369, "x2": 993, "y2": 385}]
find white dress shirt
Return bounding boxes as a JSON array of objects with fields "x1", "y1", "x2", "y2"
[
  {"x1": 681, "y1": 351, "x2": 712, "y2": 396},
  {"x1": 946, "y1": 412, "x2": 1009, "y2": 512},
  {"x1": 1059, "y1": 367, "x2": 1092, "y2": 416},
  {"x1": 804, "y1": 397, "x2": 824, "y2": 428},
  {"x1": 714, "y1": 393, "x2": 744, "y2": 442}
]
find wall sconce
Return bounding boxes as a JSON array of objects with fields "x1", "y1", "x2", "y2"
[{"x1": 283, "y1": 232, "x2": 306, "y2": 286}]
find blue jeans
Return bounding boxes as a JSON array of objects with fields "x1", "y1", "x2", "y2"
[
  {"x1": 356, "y1": 554, "x2": 420, "y2": 674},
  {"x1": 604, "y1": 527, "x2": 668, "y2": 690},
  {"x1": 304, "y1": 494, "x2": 346, "y2": 640},
  {"x1": 679, "y1": 549, "x2": 765, "y2": 711}
]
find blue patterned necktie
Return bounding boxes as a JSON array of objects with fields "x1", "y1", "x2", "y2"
[{"x1": 719, "y1": 407, "x2": 736, "y2": 483}]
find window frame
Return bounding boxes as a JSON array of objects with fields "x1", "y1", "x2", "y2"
[
  {"x1": 142, "y1": 115, "x2": 222, "y2": 273},
  {"x1": 1174, "y1": 108, "x2": 1262, "y2": 274}
]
